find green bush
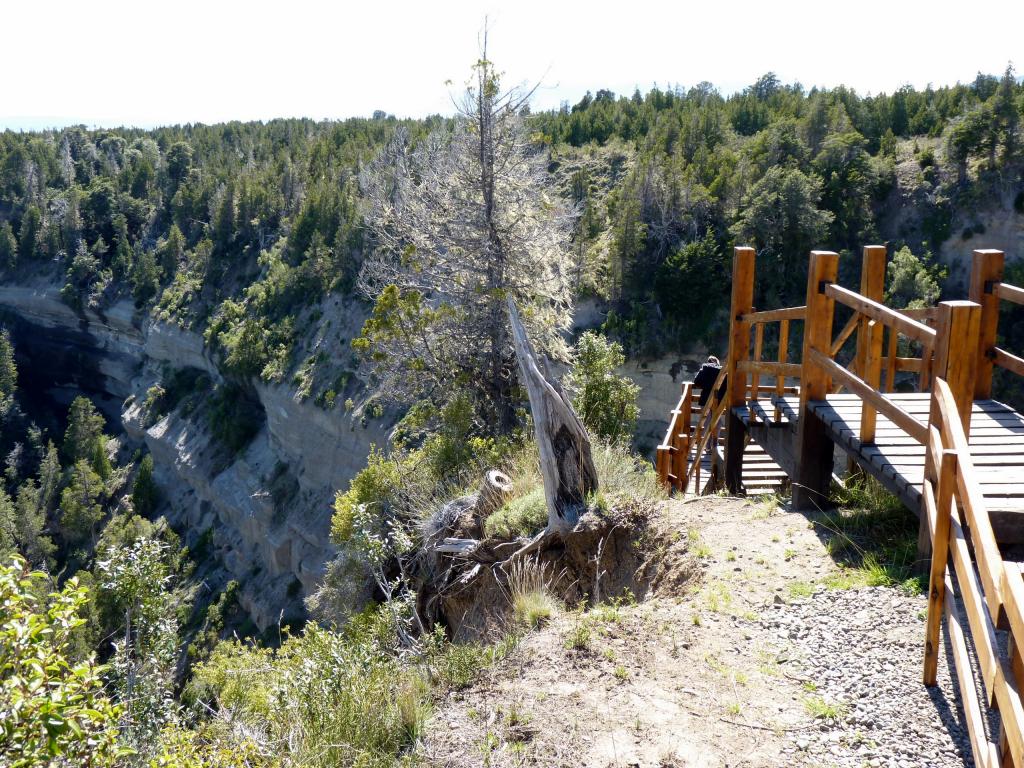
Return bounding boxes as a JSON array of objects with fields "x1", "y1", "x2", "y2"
[
  {"x1": 566, "y1": 331, "x2": 640, "y2": 442},
  {"x1": 484, "y1": 487, "x2": 548, "y2": 539},
  {"x1": 513, "y1": 589, "x2": 557, "y2": 629},
  {"x1": 331, "y1": 447, "x2": 407, "y2": 545},
  {"x1": 189, "y1": 613, "x2": 429, "y2": 768},
  {"x1": 0, "y1": 558, "x2": 122, "y2": 768},
  {"x1": 207, "y1": 384, "x2": 263, "y2": 454}
]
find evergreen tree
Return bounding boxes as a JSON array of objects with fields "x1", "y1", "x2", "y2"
[
  {"x1": 37, "y1": 441, "x2": 61, "y2": 512},
  {"x1": 111, "y1": 213, "x2": 134, "y2": 279},
  {"x1": 131, "y1": 455, "x2": 158, "y2": 517},
  {"x1": 13, "y1": 481, "x2": 54, "y2": 567},
  {"x1": 731, "y1": 166, "x2": 833, "y2": 305},
  {"x1": 158, "y1": 224, "x2": 185, "y2": 277},
  {"x1": 993, "y1": 64, "x2": 1020, "y2": 161},
  {"x1": 359, "y1": 45, "x2": 573, "y2": 432},
  {"x1": 59, "y1": 459, "x2": 104, "y2": 548},
  {"x1": 130, "y1": 247, "x2": 160, "y2": 305},
  {"x1": 0, "y1": 330, "x2": 17, "y2": 400},
  {"x1": 63, "y1": 397, "x2": 106, "y2": 467},
  {"x1": 17, "y1": 205, "x2": 41, "y2": 261},
  {"x1": 0, "y1": 222, "x2": 16, "y2": 269},
  {"x1": 0, "y1": 488, "x2": 15, "y2": 558}
]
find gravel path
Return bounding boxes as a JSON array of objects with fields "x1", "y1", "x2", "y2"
[{"x1": 764, "y1": 585, "x2": 976, "y2": 768}]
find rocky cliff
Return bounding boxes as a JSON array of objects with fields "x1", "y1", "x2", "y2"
[{"x1": 0, "y1": 282, "x2": 388, "y2": 630}]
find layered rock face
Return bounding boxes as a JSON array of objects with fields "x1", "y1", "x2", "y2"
[{"x1": 0, "y1": 282, "x2": 387, "y2": 630}]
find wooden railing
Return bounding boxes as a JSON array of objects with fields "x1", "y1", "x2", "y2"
[
  {"x1": 655, "y1": 383, "x2": 693, "y2": 490},
  {"x1": 656, "y1": 368, "x2": 730, "y2": 493},
  {"x1": 922, "y1": 377, "x2": 1024, "y2": 768},
  {"x1": 792, "y1": 248, "x2": 980, "y2": 508},
  {"x1": 736, "y1": 305, "x2": 804, "y2": 424},
  {"x1": 970, "y1": 249, "x2": 1024, "y2": 396}
]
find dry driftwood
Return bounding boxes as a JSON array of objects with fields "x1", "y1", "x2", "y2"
[{"x1": 508, "y1": 299, "x2": 598, "y2": 538}]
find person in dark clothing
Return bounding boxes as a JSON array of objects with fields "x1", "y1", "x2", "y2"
[{"x1": 692, "y1": 355, "x2": 726, "y2": 408}]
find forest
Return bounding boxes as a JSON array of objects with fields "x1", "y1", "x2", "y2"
[{"x1": 0, "y1": 60, "x2": 1023, "y2": 766}]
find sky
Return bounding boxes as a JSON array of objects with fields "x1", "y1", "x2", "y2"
[{"x1": 2, "y1": 0, "x2": 1021, "y2": 131}]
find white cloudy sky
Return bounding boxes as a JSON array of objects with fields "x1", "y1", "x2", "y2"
[{"x1": 2, "y1": 0, "x2": 1021, "y2": 130}]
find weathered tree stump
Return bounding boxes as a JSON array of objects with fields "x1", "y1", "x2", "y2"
[
  {"x1": 478, "y1": 469, "x2": 513, "y2": 519},
  {"x1": 507, "y1": 299, "x2": 598, "y2": 537}
]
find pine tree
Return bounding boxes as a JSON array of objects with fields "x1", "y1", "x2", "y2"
[
  {"x1": 63, "y1": 397, "x2": 106, "y2": 468},
  {"x1": 130, "y1": 248, "x2": 160, "y2": 305},
  {"x1": 0, "y1": 222, "x2": 16, "y2": 269},
  {"x1": 59, "y1": 459, "x2": 103, "y2": 547},
  {"x1": 17, "y1": 205, "x2": 41, "y2": 261},
  {"x1": 158, "y1": 224, "x2": 184, "y2": 277},
  {"x1": 0, "y1": 330, "x2": 17, "y2": 399},
  {"x1": 111, "y1": 213, "x2": 134, "y2": 280},
  {"x1": 38, "y1": 442, "x2": 61, "y2": 512},
  {"x1": 993, "y1": 64, "x2": 1020, "y2": 161},
  {"x1": 13, "y1": 481, "x2": 55, "y2": 567},
  {"x1": 131, "y1": 455, "x2": 158, "y2": 517},
  {"x1": 359, "y1": 40, "x2": 573, "y2": 432}
]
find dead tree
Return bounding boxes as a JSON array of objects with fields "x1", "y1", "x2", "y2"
[{"x1": 508, "y1": 299, "x2": 598, "y2": 538}]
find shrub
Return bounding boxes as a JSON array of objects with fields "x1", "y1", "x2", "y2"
[
  {"x1": 590, "y1": 439, "x2": 666, "y2": 511},
  {"x1": 331, "y1": 447, "x2": 406, "y2": 544},
  {"x1": 513, "y1": 589, "x2": 557, "y2": 629},
  {"x1": 563, "y1": 611, "x2": 591, "y2": 651},
  {"x1": 485, "y1": 487, "x2": 548, "y2": 539},
  {"x1": 207, "y1": 383, "x2": 263, "y2": 454},
  {"x1": 428, "y1": 632, "x2": 518, "y2": 691},
  {"x1": 0, "y1": 558, "x2": 122, "y2": 767},
  {"x1": 189, "y1": 614, "x2": 430, "y2": 768},
  {"x1": 505, "y1": 556, "x2": 558, "y2": 629},
  {"x1": 566, "y1": 331, "x2": 640, "y2": 442}
]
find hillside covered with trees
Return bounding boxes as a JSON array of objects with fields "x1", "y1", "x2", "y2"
[{"x1": 0, "y1": 59, "x2": 1023, "y2": 765}]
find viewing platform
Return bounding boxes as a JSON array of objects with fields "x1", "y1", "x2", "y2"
[{"x1": 656, "y1": 245, "x2": 1024, "y2": 768}]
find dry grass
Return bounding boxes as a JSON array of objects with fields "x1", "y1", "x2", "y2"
[{"x1": 503, "y1": 557, "x2": 560, "y2": 630}]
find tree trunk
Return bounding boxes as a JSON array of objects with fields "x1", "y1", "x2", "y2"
[{"x1": 507, "y1": 299, "x2": 598, "y2": 536}]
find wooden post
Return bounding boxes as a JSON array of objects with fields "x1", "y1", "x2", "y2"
[
  {"x1": 923, "y1": 443, "x2": 957, "y2": 685},
  {"x1": 750, "y1": 323, "x2": 764, "y2": 420},
  {"x1": 885, "y1": 326, "x2": 898, "y2": 392},
  {"x1": 933, "y1": 301, "x2": 981, "y2": 432},
  {"x1": 857, "y1": 246, "x2": 887, "y2": 445},
  {"x1": 724, "y1": 247, "x2": 755, "y2": 495},
  {"x1": 792, "y1": 251, "x2": 839, "y2": 511},
  {"x1": 970, "y1": 249, "x2": 1005, "y2": 399},
  {"x1": 673, "y1": 388, "x2": 692, "y2": 491},
  {"x1": 774, "y1": 318, "x2": 789, "y2": 423}
]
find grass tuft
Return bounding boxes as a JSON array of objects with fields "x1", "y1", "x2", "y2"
[
  {"x1": 504, "y1": 556, "x2": 560, "y2": 630},
  {"x1": 803, "y1": 695, "x2": 849, "y2": 721},
  {"x1": 485, "y1": 487, "x2": 548, "y2": 539},
  {"x1": 820, "y1": 477, "x2": 926, "y2": 595}
]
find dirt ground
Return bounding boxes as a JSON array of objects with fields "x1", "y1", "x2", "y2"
[{"x1": 418, "y1": 494, "x2": 899, "y2": 767}]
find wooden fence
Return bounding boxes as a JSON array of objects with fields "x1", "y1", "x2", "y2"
[
  {"x1": 922, "y1": 377, "x2": 1024, "y2": 768},
  {"x1": 656, "y1": 244, "x2": 1024, "y2": 767}
]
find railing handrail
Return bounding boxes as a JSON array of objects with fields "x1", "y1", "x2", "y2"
[
  {"x1": 685, "y1": 386, "x2": 729, "y2": 489},
  {"x1": 739, "y1": 305, "x2": 806, "y2": 324},
  {"x1": 923, "y1": 376, "x2": 1024, "y2": 768},
  {"x1": 825, "y1": 283, "x2": 938, "y2": 348},
  {"x1": 994, "y1": 281, "x2": 1024, "y2": 306}
]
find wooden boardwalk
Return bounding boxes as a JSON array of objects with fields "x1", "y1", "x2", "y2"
[
  {"x1": 656, "y1": 246, "x2": 1024, "y2": 768},
  {"x1": 768, "y1": 393, "x2": 1024, "y2": 542}
]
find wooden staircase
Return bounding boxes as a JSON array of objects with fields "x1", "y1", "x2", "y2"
[{"x1": 661, "y1": 391, "x2": 789, "y2": 498}]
